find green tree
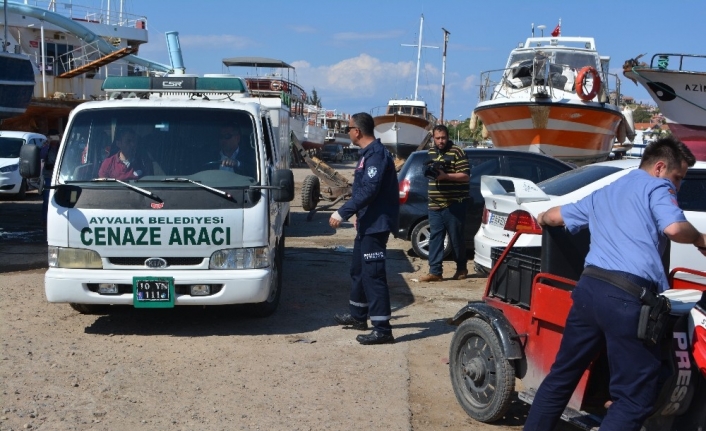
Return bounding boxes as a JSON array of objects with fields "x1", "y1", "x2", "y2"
[
  {"x1": 632, "y1": 106, "x2": 652, "y2": 123},
  {"x1": 308, "y1": 88, "x2": 322, "y2": 107}
]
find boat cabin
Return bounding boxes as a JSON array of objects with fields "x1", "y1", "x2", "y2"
[{"x1": 386, "y1": 99, "x2": 429, "y2": 118}]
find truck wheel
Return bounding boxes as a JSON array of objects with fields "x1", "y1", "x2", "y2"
[
  {"x1": 69, "y1": 303, "x2": 108, "y2": 314},
  {"x1": 410, "y1": 219, "x2": 451, "y2": 259},
  {"x1": 449, "y1": 317, "x2": 515, "y2": 423},
  {"x1": 244, "y1": 238, "x2": 283, "y2": 318},
  {"x1": 301, "y1": 175, "x2": 320, "y2": 211}
]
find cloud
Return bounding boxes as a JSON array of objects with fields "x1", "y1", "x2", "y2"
[{"x1": 461, "y1": 75, "x2": 477, "y2": 91}]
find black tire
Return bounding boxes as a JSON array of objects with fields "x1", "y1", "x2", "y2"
[
  {"x1": 244, "y1": 238, "x2": 283, "y2": 317},
  {"x1": 301, "y1": 175, "x2": 320, "y2": 211},
  {"x1": 16, "y1": 179, "x2": 27, "y2": 199},
  {"x1": 69, "y1": 303, "x2": 109, "y2": 314},
  {"x1": 449, "y1": 317, "x2": 515, "y2": 423},
  {"x1": 410, "y1": 219, "x2": 451, "y2": 260}
]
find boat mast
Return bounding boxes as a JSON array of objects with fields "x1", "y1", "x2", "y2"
[
  {"x1": 3, "y1": 0, "x2": 8, "y2": 53},
  {"x1": 401, "y1": 15, "x2": 438, "y2": 101},
  {"x1": 439, "y1": 27, "x2": 450, "y2": 123}
]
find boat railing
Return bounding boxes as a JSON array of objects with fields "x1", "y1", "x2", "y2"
[
  {"x1": 648, "y1": 53, "x2": 706, "y2": 71},
  {"x1": 479, "y1": 59, "x2": 617, "y2": 103},
  {"x1": 22, "y1": 0, "x2": 147, "y2": 28}
]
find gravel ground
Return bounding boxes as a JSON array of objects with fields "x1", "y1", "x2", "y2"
[{"x1": 0, "y1": 164, "x2": 575, "y2": 431}]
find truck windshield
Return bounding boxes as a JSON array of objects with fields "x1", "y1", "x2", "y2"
[{"x1": 57, "y1": 108, "x2": 259, "y2": 187}]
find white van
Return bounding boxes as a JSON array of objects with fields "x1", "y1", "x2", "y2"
[{"x1": 19, "y1": 75, "x2": 294, "y2": 316}]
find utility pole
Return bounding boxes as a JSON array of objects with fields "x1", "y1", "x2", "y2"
[{"x1": 439, "y1": 27, "x2": 450, "y2": 124}]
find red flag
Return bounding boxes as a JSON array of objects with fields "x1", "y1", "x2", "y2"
[{"x1": 551, "y1": 23, "x2": 561, "y2": 37}]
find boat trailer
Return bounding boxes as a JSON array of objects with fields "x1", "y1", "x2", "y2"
[{"x1": 291, "y1": 133, "x2": 352, "y2": 221}]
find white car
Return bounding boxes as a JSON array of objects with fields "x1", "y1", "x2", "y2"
[
  {"x1": 473, "y1": 158, "x2": 706, "y2": 277},
  {"x1": 0, "y1": 131, "x2": 46, "y2": 198}
]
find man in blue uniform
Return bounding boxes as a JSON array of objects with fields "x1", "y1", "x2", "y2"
[
  {"x1": 329, "y1": 112, "x2": 399, "y2": 345},
  {"x1": 524, "y1": 137, "x2": 706, "y2": 431}
]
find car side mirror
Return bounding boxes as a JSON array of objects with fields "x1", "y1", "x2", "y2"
[
  {"x1": 19, "y1": 144, "x2": 41, "y2": 179},
  {"x1": 272, "y1": 169, "x2": 294, "y2": 202}
]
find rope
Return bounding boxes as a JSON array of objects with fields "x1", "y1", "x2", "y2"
[{"x1": 631, "y1": 67, "x2": 706, "y2": 113}]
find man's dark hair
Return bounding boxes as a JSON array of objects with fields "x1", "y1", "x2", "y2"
[
  {"x1": 432, "y1": 124, "x2": 449, "y2": 136},
  {"x1": 352, "y1": 112, "x2": 375, "y2": 137},
  {"x1": 640, "y1": 135, "x2": 696, "y2": 170}
]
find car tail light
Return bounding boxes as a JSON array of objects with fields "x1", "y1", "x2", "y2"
[
  {"x1": 693, "y1": 300, "x2": 706, "y2": 378},
  {"x1": 504, "y1": 210, "x2": 542, "y2": 232},
  {"x1": 481, "y1": 205, "x2": 489, "y2": 225},
  {"x1": 399, "y1": 178, "x2": 411, "y2": 204}
]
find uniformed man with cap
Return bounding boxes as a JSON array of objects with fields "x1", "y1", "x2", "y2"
[{"x1": 329, "y1": 112, "x2": 399, "y2": 345}]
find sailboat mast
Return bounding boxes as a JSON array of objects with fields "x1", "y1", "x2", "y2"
[
  {"x1": 439, "y1": 27, "x2": 450, "y2": 124},
  {"x1": 414, "y1": 15, "x2": 423, "y2": 101}
]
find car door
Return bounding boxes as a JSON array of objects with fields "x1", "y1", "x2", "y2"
[
  {"x1": 466, "y1": 154, "x2": 502, "y2": 243},
  {"x1": 672, "y1": 169, "x2": 706, "y2": 272}
]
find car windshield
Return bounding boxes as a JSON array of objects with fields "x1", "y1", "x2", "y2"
[
  {"x1": 57, "y1": 108, "x2": 259, "y2": 188},
  {"x1": 0, "y1": 137, "x2": 25, "y2": 158},
  {"x1": 538, "y1": 165, "x2": 624, "y2": 196}
]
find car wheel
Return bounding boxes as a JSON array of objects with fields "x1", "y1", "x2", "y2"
[
  {"x1": 301, "y1": 175, "x2": 320, "y2": 211},
  {"x1": 449, "y1": 317, "x2": 515, "y2": 422},
  {"x1": 410, "y1": 219, "x2": 451, "y2": 259},
  {"x1": 15, "y1": 179, "x2": 27, "y2": 199}
]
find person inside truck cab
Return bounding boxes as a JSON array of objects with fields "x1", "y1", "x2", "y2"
[
  {"x1": 216, "y1": 124, "x2": 256, "y2": 177},
  {"x1": 98, "y1": 128, "x2": 153, "y2": 180}
]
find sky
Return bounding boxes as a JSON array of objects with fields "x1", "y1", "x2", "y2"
[{"x1": 127, "y1": 0, "x2": 706, "y2": 121}]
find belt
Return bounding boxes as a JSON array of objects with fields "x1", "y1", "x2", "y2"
[{"x1": 582, "y1": 266, "x2": 659, "y2": 307}]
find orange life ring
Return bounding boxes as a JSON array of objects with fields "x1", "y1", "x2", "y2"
[
  {"x1": 576, "y1": 66, "x2": 601, "y2": 101},
  {"x1": 270, "y1": 80, "x2": 283, "y2": 91}
]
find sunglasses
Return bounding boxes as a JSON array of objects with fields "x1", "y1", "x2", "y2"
[{"x1": 344, "y1": 126, "x2": 359, "y2": 133}]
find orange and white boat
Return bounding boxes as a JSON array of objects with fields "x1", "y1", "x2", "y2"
[{"x1": 473, "y1": 33, "x2": 632, "y2": 165}]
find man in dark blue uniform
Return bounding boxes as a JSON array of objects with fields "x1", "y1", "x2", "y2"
[
  {"x1": 329, "y1": 112, "x2": 399, "y2": 345},
  {"x1": 524, "y1": 137, "x2": 706, "y2": 431}
]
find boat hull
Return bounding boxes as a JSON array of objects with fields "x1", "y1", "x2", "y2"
[
  {"x1": 291, "y1": 119, "x2": 325, "y2": 151},
  {"x1": 625, "y1": 68, "x2": 706, "y2": 160},
  {"x1": 474, "y1": 100, "x2": 622, "y2": 165},
  {"x1": 0, "y1": 53, "x2": 35, "y2": 119},
  {"x1": 373, "y1": 114, "x2": 433, "y2": 159}
]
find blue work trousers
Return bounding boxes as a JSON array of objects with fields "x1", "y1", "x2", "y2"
[
  {"x1": 523, "y1": 275, "x2": 661, "y2": 431},
  {"x1": 428, "y1": 200, "x2": 467, "y2": 276},
  {"x1": 349, "y1": 231, "x2": 392, "y2": 335}
]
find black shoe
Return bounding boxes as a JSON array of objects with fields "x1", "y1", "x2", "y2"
[
  {"x1": 333, "y1": 313, "x2": 368, "y2": 330},
  {"x1": 356, "y1": 330, "x2": 394, "y2": 345}
]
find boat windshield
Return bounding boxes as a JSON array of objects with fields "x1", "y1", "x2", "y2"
[
  {"x1": 508, "y1": 50, "x2": 599, "y2": 71},
  {"x1": 57, "y1": 108, "x2": 259, "y2": 188},
  {"x1": 386, "y1": 105, "x2": 427, "y2": 117}
]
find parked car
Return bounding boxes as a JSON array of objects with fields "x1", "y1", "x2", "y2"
[
  {"x1": 473, "y1": 158, "x2": 706, "y2": 275},
  {"x1": 320, "y1": 144, "x2": 344, "y2": 163},
  {"x1": 395, "y1": 148, "x2": 574, "y2": 258},
  {"x1": 0, "y1": 131, "x2": 46, "y2": 199}
]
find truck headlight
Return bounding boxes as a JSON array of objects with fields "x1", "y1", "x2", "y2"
[
  {"x1": 209, "y1": 247, "x2": 269, "y2": 269},
  {"x1": 48, "y1": 246, "x2": 103, "y2": 269}
]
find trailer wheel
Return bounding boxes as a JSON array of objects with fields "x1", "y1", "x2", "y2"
[
  {"x1": 411, "y1": 219, "x2": 451, "y2": 259},
  {"x1": 69, "y1": 303, "x2": 108, "y2": 314},
  {"x1": 301, "y1": 175, "x2": 320, "y2": 211},
  {"x1": 449, "y1": 317, "x2": 515, "y2": 423}
]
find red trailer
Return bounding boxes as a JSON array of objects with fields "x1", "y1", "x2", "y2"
[{"x1": 448, "y1": 227, "x2": 706, "y2": 430}]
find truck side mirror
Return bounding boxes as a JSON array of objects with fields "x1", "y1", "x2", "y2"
[
  {"x1": 19, "y1": 144, "x2": 41, "y2": 179},
  {"x1": 272, "y1": 169, "x2": 294, "y2": 202}
]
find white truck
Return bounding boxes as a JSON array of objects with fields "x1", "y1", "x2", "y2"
[{"x1": 19, "y1": 75, "x2": 294, "y2": 317}]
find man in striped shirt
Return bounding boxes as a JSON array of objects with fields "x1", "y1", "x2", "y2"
[{"x1": 420, "y1": 125, "x2": 470, "y2": 282}]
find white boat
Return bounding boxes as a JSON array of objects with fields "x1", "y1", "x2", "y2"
[
  {"x1": 373, "y1": 15, "x2": 437, "y2": 160},
  {"x1": 623, "y1": 53, "x2": 706, "y2": 161},
  {"x1": 222, "y1": 57, "x2": 326, "y2": 152},
  {"x1": 323, "y1": 109, "x2": 352, "y2": 147},
  {"x1": 473, "y1": 30, "x2": 632, "y2": 165},
  {"x1": 0, "y1": 0, "x2": 171, "y2": 132}
]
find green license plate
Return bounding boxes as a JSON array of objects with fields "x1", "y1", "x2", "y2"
[{"x1": 133, "y1": 277, "x2": 175, "y2": 308}]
